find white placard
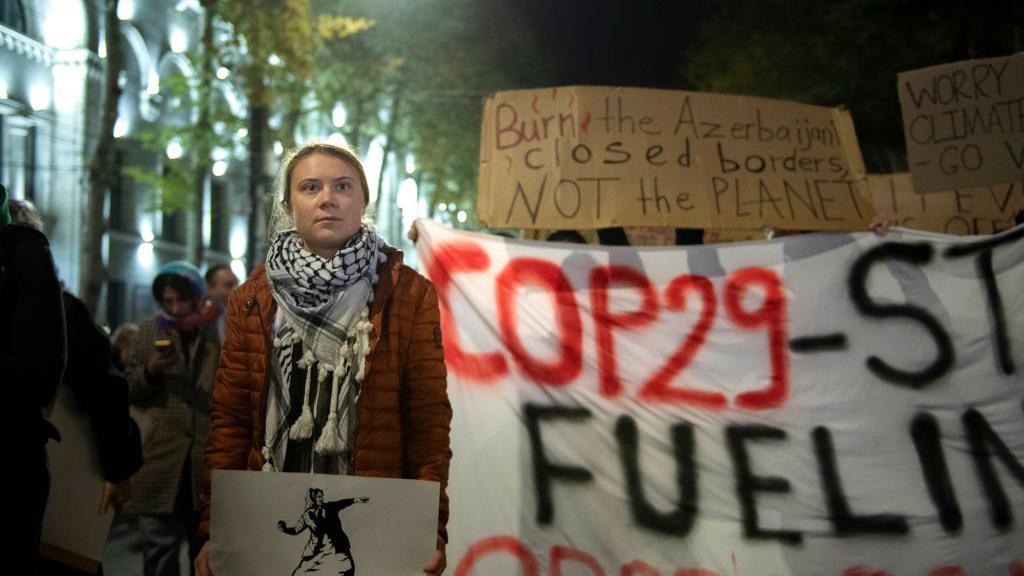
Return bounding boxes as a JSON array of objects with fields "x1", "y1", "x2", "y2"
[{"x1": 212, "y1": 470, "x2": 438, "y2": 576}]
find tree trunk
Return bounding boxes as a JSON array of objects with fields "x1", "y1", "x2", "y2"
[
  {"x1": 246, "y1": 103, "x2": 267, "y2": 271},
  {"x1": 280, "y1": 92, "x2": 303, "y2": 150},
  {"x1": 373, "y1": 90, "x2": 402, "y2": 215},
  {"x1": 192, "y1": 166, "x2": 208, "y2": 264},
  {"x1": 346, "y1": 97, "x2": 367, "y2": 153},
  {"x1": 192, "y1": 0, "x2": 217, "y2": 265},
  {"x1": 81, "y1": 0, "x2": 123, "y2": 314}
]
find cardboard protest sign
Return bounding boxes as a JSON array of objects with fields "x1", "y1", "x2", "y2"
[
  {"x1": 898, "y1": 52, "x2": 1024, "y2": 192},
  {"x1": 478, "y1": 86, "x2": 873, "y2": 231},
  {"x1": 868, "y1": 173, "x2": 1022, "y2": 235},
  {"x1": 40, "y1": 387, "x2": 115, "y2": 574},
  {"x1": 211, "y1": 471, "x2": 438, "y2": 576},
  {"x1": 415, "y1": 218, "x2": 1024, "y2": 576}
]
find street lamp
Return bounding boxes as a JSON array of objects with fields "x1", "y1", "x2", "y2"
[{"x1": 166, "y1": 139, "x2": 183, "y2": 159}]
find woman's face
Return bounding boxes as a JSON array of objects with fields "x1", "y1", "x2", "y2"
[{"x1": 289, "y1": 153, "x2": 366, "y2": 259}]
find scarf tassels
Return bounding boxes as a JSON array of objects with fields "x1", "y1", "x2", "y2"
[
  {"x1": 289, "y1": 351, "x2": 317, "y2": 441},
  {"x1": 264, "y1": 226, "x2": 389, "y2": 472},
  {"x1": 282, "y1": 337, "x2": 367, "y2": 457},
  {"x1": 314, "y1": 347, "x2": 348, "y2": 456}
]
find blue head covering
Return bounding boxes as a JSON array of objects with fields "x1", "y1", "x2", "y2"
[{"x1": 152, "y1": 260, "x2": 205, "y2": 301}]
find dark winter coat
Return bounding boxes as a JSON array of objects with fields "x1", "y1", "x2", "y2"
[
  {"x1": 61, "y1": 291, "x2": 143, "y2": 482},
  {"x1": 0, "y1": 224, "x2": 65, "y2": 443}
]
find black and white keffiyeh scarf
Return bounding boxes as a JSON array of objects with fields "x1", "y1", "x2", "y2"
[{"x1": 263, "y1": 225, "x2": 388, "y2": 472}]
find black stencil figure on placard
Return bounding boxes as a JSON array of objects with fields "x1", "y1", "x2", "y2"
[{"x1": 278, "y1": 488, "x2": 369, "y2": 575}]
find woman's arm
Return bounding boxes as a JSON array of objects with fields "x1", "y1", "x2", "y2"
[
  {"x1": 401, "y1": 279, "x2": 453, "y2": 546},
  {"x1": 325, "y1": 497, "x2": 368, "y2": 512},
  {"x1": 277, "y1": 516, "x2": 308, "y2": 536},
  {"x1": 62, "y1": 293, "x2": 143, "y2": 483},
  {"x1": 1, "y1": 231, "x2": 66, "y2": 410},
  {"x1": 197, "y1": 286, "x2": 259, "y2": 541},
  {"x1": 123, "y1": 319, "x2": 163, "y2": 404}
]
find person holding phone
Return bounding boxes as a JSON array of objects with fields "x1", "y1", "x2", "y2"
[{"x1": 125, "y1": 261, "x2": 221, "y2": 576}]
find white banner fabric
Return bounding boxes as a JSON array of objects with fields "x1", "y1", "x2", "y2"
[{"x1": 414, "y1": 219, "x2": 1024, "y2": 576}]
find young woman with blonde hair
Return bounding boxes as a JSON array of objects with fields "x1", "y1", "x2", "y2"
[{"x1": 195, "y1": 142, "x2": 451, "y2": 575}]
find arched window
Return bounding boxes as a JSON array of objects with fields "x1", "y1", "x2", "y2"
[{"x1": 0, "y1": 0, "x2": 27, "y2": 34}]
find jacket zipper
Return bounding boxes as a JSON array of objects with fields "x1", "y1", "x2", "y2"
[{"x1": 245, "y1": 293, "x2": 275, "y2": 465}]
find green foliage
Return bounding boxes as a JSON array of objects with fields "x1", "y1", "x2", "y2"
[
  {"x1": 684, "y1": 0, "x2": 1021, "y2": 172},
  {"x1": 127, "y1": 0, "x2": 554, "y2": 229},
  {"x1": 222, "y1": 0, "x2": 314, "y2": 106},
  {"x1": 123, "y1": 64, "x2": 243, "y2": 214},
  {"x1": 301, "y1": 0, "x2": 553, "y2": 220},
  {"x1": 123, "y1": 164, "x2": 192, "y2": 212}
]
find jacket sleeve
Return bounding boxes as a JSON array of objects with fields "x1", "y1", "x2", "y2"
[
  {"x1": 124, "y1": 319, "x2": 161, "y2": 405},
  {"x1": 62, "y1": 293, "x2": 143, "y2": 482},
  {"x1": 401, "y1": 278, "x2": 453, "y2": 546},
  {"x1": 326, "y1": 498, "x2": 357, "y2": 512},
  {"x1": 278, "y1": 515, "x2": 308, "y2": 536},
  {"x1": 198, "y1": 287, "x2": 258, "y2": 540},
  {"x1": 0, "y1": 231, "x2": 66, "y2": 414}
]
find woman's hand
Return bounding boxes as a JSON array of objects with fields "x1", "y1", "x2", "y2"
[
  {"x1": 145, "y1": 347, "x2": 178, "y2": 377},
  {"x1": 98, "y1": 479, "x2": 131, "y2": 515},
  {"x1": 869, "y1": 214, "x2": 900, "y2": 236},
  {"x1": 423, "y1": 546, "x2": 446, "y2": 575},
  {"x1": 195, "y1": 541, "x2": 213, "y2": 576}
]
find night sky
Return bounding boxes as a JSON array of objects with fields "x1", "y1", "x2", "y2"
[{"x1": 490, "y1": 0, "x2": 708, "y2": 89}]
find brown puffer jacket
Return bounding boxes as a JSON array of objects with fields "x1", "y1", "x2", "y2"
[{"x1": 198, "y1": 250, "x2": 452, "y2": 545}]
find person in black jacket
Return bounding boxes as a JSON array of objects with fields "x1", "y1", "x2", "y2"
[
  {"x1": 8, "y1": 197, "x2": 144, "y2": 571},
  {"x1": 62, "y1": 291, "x2": 144, "y2": 513},
  {"x1": 0, "y1": 186, "x2": 67, "y2": 573}
]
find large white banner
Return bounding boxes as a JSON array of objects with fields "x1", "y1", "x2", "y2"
[{"x1": 415, "y1": 219, "x2": 1024, "y2": 576}]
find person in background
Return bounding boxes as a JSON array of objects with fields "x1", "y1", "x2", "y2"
[
  {"x1": 126, "y1": 261, "x2": 220, "y2": 576},
  {"x1": 0, "y1": 187, "x2": 66, "y2": 574},
  {"x1": 7, "y1": 198, "x2": 144, "y2": 516},
  {"x1": 204, "y1": 264, "x2": 239, "y2": 344},
  {"x1": 196, "y1": 142, "x2": 451, "y2": 576},
  {"x1": 107, "y1": 320, "x2": 146, "y2": 576},
  {"x1": 64, "y1": 291, "x2": 145, "y2": 513},
  {"x1": 111, "y1": 323, "x2": 141, "y2": 373},
  {"x1": 546, "y1": 229, "x2": 588, "y2": 244}
]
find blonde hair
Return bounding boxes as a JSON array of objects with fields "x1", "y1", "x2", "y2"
[
  {"x1": 278, "y1": 142, "x2": 370, "y2": 210},
  {"x1": 269, "y1": 141, "x2": 372, "y2": 242},
  {"x1": 8, "y1": 198, "x2": 44, "y2": 232}
]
